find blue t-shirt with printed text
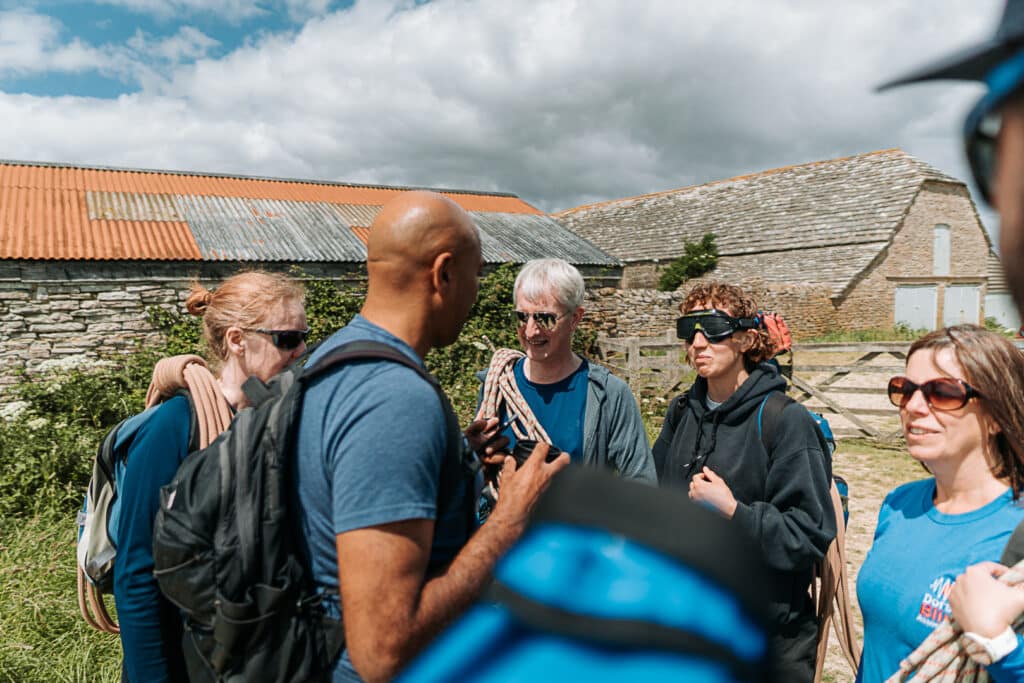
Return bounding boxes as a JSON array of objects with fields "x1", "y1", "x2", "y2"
[
  {"x1": 856, "y1": 478, "x2": 1024, "y2": 683},
  {"x1": 291, "y1": 315, "x2": 474, "y2": 683},
  {"x1": 502, "y1": 357, "x2": 588, "y2": 461}
]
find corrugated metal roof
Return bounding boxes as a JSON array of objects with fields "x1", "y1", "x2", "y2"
[
  {"x1": 471, "y1": 212, "x2": 619, "y2": 266},
  {"x1": 0, "y1": 160, "x2": 617, "y2": 265},
  {"x1": 333, "y1": 204, "x2": 381, "y2": 228},
  {"x1": 0, "y1": 159, "x2": 541, "y2": 213},
  {"x1": 350, "y1": 227, "x2": 371, "y2": 245},
  {"x1": 989, "y1": 250, "x2": 1010, "y2": 294},
  {"x1": 177, "y1": 195, "x2": 368, "y2": 262},
  {"x1": 0, "y1": 187, "x2": 199, "y2": 260}
]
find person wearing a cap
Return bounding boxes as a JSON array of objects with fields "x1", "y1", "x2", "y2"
[{"x1": 878, "y1": 2, "x2": 1024, "y2": 679}]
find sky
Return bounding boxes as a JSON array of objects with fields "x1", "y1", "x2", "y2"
[{"x1": 0, "y1": 0, "x2": 1006, "y2": 236}]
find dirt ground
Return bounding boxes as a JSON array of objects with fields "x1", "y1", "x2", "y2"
[{"x1": 821, "y1": 438, "x2": 928, "y2": 682}]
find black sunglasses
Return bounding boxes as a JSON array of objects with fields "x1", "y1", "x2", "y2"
[
  {"x1": 512, "y1": 310, "x2": 567, "y2": 331},
  {"x1": 676, "y1": 309, "x2": 758, "y2": 344},
  {"x1": 887, "y1": 376, "x2": 982, "y2": 411},
  {"x1": 248, "y1": 327, "x2": 310, "y2": 351}
]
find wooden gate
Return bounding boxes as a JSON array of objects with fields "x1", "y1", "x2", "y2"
[{"x1": 596, "y1": 335, "x2": 907, "y2": 441}]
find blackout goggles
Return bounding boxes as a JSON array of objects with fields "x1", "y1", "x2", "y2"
[
  {"x1": 248, "y1": 327, "x2": 310, "y2": 351},
  {"x1": 964, "y1": 49, "x2": 1024, "y2": 204},
  {"x1": 887, "y1": 376, "x2": 982, "y2": 411},
  {"x1": 675, "y1": 309, "x2": 758, "y2": 344},
  {"x1": 512, "y1": 310, "x2": 567, "y2": 331}
]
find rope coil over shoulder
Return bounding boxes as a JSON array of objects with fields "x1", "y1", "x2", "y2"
[
  {"x1": 77, "y1": 354, "x2": 233, "y2": 634},
  {"x1": 475, "y1": 348, "x2": 551, "y2": 443},
  {"x1": 885, "y1": 558, "x2": 1024, "y2": 683}
]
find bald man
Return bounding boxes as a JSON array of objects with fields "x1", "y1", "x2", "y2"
[{"x1": 291, "y1": 191, "x2": 568, "y2": 683}]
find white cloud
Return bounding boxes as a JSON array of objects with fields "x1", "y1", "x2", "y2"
[
  {"x1": 93, "y1": 0, "x2": 271, "y2": 23},
  {"x1": 0, "y1": 0, "x2": 1007, "y2": 238},
  {"x1": 0, "y1": 11, "x2": 118, "y2": 75},
  {"x1": 127, "y1": 26, "x2": 219, "y2": 63}
]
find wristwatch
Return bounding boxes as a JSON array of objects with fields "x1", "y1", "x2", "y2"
[{"x1": 963, "y1": 627, "x2": 1019, "y2": 663}]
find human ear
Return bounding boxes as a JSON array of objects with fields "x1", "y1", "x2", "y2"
[
  {"x1": 225, "y1": 326, "x2": 245, "y2": 356},
  {"x1": 432, "y1": 252, "x2": 454, "y2": 292}
]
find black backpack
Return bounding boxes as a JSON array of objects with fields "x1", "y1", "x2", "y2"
[{"x1": 152, "y1": 340, "x2": 471, "y2": 683}]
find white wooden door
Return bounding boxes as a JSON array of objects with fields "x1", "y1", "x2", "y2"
[
  {"x1": 943, "y1": 285, "x2": 980, "y2": 326},
  {"x1": 894, "y1": 285, "x2": 938, "y2": 330}
]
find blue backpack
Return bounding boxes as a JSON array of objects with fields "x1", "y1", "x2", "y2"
[
  {"x1": 399, "y1": 467, "x2": 777, "y2": 683},
  {"x1": 756, "y1": 392, "x2": 848, "y2": 527}
]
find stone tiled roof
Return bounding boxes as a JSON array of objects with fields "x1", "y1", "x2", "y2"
[{"x1": 554, "y1": 149, "x2": 964, "y2": 297}]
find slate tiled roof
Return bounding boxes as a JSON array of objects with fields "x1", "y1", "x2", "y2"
[
  {"x1": 0, "y1": 160, "x2": 618, "y2": 266},
  {"x1": 554, "y1": 149, "x2": 965, "y2": 296}
]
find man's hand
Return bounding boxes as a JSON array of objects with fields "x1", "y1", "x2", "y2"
[
  {"x1": 688, "y1": 467, "x2": 738, "y2": 519},
  {"x1": 950, "y1": 561, "x2": 1024, "y2": 638},
  {"x1": 488, "y1": 441, "x2": 569, "y2": 532},
  {"x1": 464, "y1": 416, "x2": 509, "y2": 460}
]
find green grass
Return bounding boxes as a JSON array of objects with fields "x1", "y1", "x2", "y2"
[
  {"x1": 801, "y1": 326, "x2": 928, "y2": 344},
  {"x1": 0, "y1": 514, "x2": 120, "y2": 683}
]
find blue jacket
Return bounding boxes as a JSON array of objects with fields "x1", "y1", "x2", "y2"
[{"x1": 113, "y1": 395, "x2": 191, "y2": 683}]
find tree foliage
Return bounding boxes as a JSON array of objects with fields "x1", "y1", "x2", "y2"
[{"x1": 657, "y1": 233, "x2": 719, "y2": 291}]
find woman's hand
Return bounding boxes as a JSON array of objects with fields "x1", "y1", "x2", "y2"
[
  {"x1": 950, "y1": 561, "x2": 1024, "y2": 637},
  {"x1": 688, "y1": 467, "x2": 738, "y2": 519}
]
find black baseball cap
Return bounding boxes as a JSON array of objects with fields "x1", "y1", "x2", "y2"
[{"x1": 878, "y1": 0, "x2": 1024, "y2": 89}]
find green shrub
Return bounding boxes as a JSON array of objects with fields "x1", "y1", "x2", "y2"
[
  {"x1": 657, "y1": 233, "x2": 718, "y2": 292},
  {"x1": 0, "y1": 267, "x2": 602, "y2": 519}
]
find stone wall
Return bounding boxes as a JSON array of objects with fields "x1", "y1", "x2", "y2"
[
  {"x1": 584, "y1": 279, "x2": 835, "y2": 340},
  {"x1": 836, "y1": 182, "x2": 989, "y2": 330},
  {"x1": 0, "y1": 260, "x2": 365, "y2": 391}
]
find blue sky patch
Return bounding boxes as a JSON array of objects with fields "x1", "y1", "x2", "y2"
[{"x1": 0, "y1": 0, "x2": 352, "y2": 98}]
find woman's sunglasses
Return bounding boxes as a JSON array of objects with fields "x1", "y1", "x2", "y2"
[
  {"x1": 248, "y1": 328, "x2": 310, "y2": 351},
  {"x1": 512, "y1": 310, "x2": 566, "y2": 331},
  {"x1": 675, "y1": 309, "x2": 758, "y2": 344},
  {"x1": 886, "y1": 376, "x2": 983, "y2": 411}
]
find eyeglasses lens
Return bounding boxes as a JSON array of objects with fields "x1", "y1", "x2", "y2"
[
  {"x1": 887, "y1": 377, "x2": 969, "y2": 410},
  {"x1": 967, "y1": 110, "x2": 1001, "y2": 202},
  {"x1": 513, "y1": 311, "x2": 558, "y2": 330},
  {"x1": 676, "y1": 314, "x2": 735, "y2": 344},
  {"x1": 272, "y1": 330, "x2": 308, "y2": 350}
]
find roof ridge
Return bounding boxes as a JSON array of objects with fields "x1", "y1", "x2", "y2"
[
  {"x1": 554, "y1": 148, "x2": 933, "y2": 216},
  {"x1": 0, "y1": 157, "x2": 520, "y2": 199}
]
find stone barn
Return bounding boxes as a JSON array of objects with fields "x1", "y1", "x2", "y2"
[
  {"x1": 555, "y1": 149, "x2": 994, "y2": 339},
  {"x1": 0, "y1": 160, "x2": 618, "y2": 392}
]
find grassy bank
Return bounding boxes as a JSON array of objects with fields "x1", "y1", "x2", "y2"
[{"x1": 0, "y1": 514, "x2": 120, "y2": 683}]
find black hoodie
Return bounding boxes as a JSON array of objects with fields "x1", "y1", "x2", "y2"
[{"x1": 653, "y1": 363, "x2": 836, "y2": 629}]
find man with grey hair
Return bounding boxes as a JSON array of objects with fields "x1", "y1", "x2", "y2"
[{"x1": 476, "y1": 258, "x2": 656, "y2": 486}]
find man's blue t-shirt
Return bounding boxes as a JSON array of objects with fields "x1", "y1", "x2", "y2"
[
  {"x1": 856, "y1": 479, "x2": 1024, "y2": 683},
  {"x1": 291, "y1": 315, "x2": 474, "y2": 682},
  {"x1": 504, "y1": 358, "x2": 588, "y2": 461}
]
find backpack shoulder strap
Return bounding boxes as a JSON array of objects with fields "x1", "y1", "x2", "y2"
[
  {"x1": 756, "y1": 391, "x2": 792, "y2": 453},
  {"x1": 304, "y1": 340, "x2": 467, "y2": 517}
]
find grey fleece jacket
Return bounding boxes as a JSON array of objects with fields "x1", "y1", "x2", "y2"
[{"x1": 476, "y1": 359, "x2": 656, "y2": 484}]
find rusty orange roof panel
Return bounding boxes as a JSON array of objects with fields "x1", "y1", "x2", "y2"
[
  {"x1": 0, "y1": 186, "x2": 200, "y2": 260},
  {"x1": 0, "y1": 160, "x2": 542, "y2": 213},
  {"x1": 0, "y1": 159, "x2": 603, "y2": 262}
]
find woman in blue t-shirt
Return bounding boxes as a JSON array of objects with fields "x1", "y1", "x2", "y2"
[
  {"x1": 856, "y1": 324, "x2": 1024, "y2": 682},
  {"x1": 115, "y1": 271, "x2": 308, "y2": 683}
]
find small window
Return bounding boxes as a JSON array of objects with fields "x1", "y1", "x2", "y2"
[{"x1": 933, "y1": 224, "x2": 951, "y2": 276}]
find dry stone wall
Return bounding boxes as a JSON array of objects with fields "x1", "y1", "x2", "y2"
[
  {"x1": 584, "y1": 278, "x2": 836, "y2": 339},
  {"x1": 0, "y1": 260, "x2": 365, "y2": 392}
]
